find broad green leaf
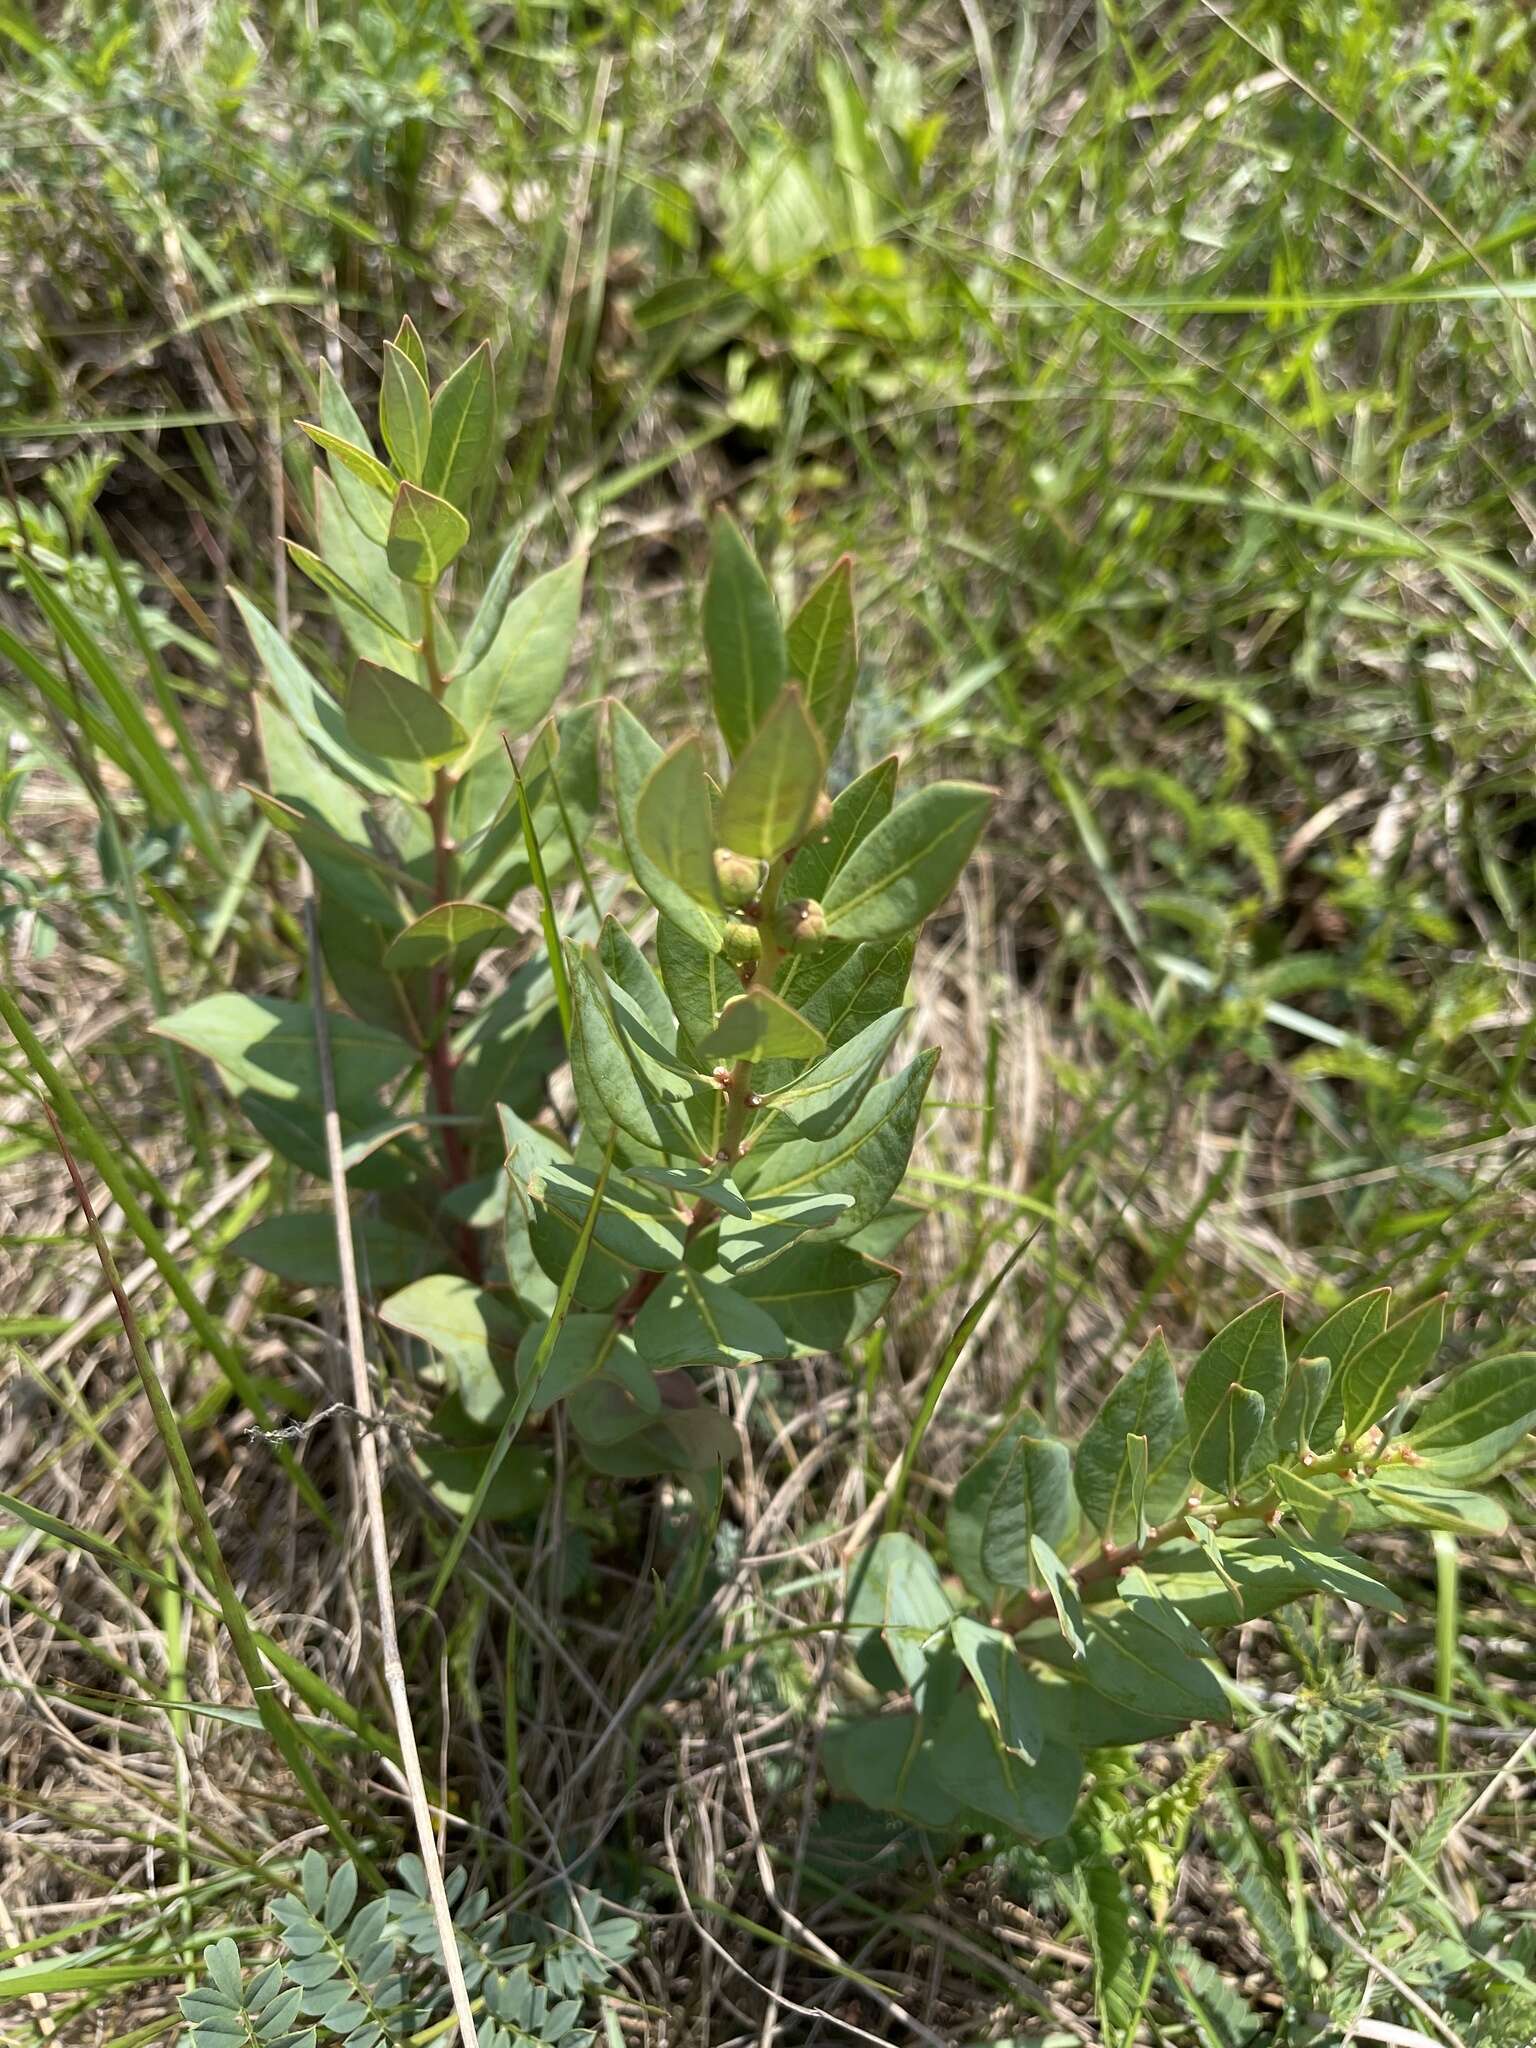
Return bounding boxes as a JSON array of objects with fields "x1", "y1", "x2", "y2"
[
  {"x1": 1306, "y1": 1287, "x2": 1392, "y2": 1446},
  {"x1": 1183, "y1": 1295, "x2": 1287, "y2": 1449},
  {"x1": 1138, "y1": 1532, "x2": 1403, "y2": 1625},
  {"x1": 566, "y1": 1344, "x2": 661, "y2": 1445},
  {"x1": 568, "y1": 973, "x2": 698, "y2": 1162},
  {"x1": 733, "y1": 1240, "x2": 898, "y2": 1351},
  {"x1": 1189, "y1": 1382, "x2": 1266, "y2": 1494},
  {"x1": 298, "y1": 418, "x2": 396, "y2": 501},
  {"x1": 785, "y1": 755, "x2": 897, "y2": 904},
  {"x1": 535, "y1": 1159, "x2": 688, "y2": 1271},
  {"x1": 287, "y1": 542, "x2": 415, "y2": 652},
  {"x1": 379, "y1": 1274, "x2": 522, "y2": 1423},
  {"x1": 949, "y1": 1617, "x2": 1044, "y2": 1763},
  {"x1": 1270, "y1": 1465, "x2": 1353, "y2": 1542},
  {"x1": 153, "y1": 994, "x2": 410, "y2": 1110},
  {"x1": 1030, "y1": 1535, "x2": 1086, "y2": 1658},
  {"x1": 821, "y1": 781, "x2": 994, "y2": 943},
  {"x1": 309, "y1": 468, "x2": 419, "y2": 677},
  {"x1": 417, "y1": 1441, "x2": 547, "y2": 1520},
  {"x1": 382, "y1": 900, "x2": 512, "y2": 972},
  {"x1": 822, "y1": 1714, "x2": 968, "y2": 1832},
  {"x1": 630, "y1": 1161, "x2": 751, "y2": 1218},
  {"x1": 734, "y1": 1048, "x2": 938, "y2": 1237},
  {"x1": 656, "y1": 916, "x2": 730, "y2": 1052},
  {"x1": 447, "y1": 555, "x2": 586, "y2": 764},
  {"x1": 234, "y1": 591, "x2": 403, "y2": 798},
  {"x1": 1074, "y1": 1330, "x2": 1189, "y2": 1541},
  {"x1": 318, "y1": 900, "x2": 420, "y2": 1039},
  {"x1": 1363, "y1": 1466, "x2": 1508, "y2": 1537},
  {"x1": 233, "y1": 1215, "x2": 436, "y2": 1291},
  {"x1": 948, "y1": 1414, "x2": 1032, "y2": 1603},
  {"x1": 1078, "y1": 1591, "x2": 1231, "y2": 1726},
  {"x1": 595, "y1": 956, "x2": 700, "y2": 1102},
  {"x1": 344, "y1": 664, "x2": 467, "y2": 798},
  {"x1": 929, "y1": 1693, "x2": 1084, "y2": 1841},
  {"x1": 1408, "y1": 1351, "x2": 1536, "y2": 1479},
  {"x1": 386, "y1": 480, "x2": 470, "y2": 584},
  {"x1": 379, "y1": 340, "x2": 431, "y2": 480},
  {"x1": 257, "y1": 700, "x2": 413, "y2": 925},
  {"x1": 1266, "y1": 1355, "x2": 1331, "y2": 1458},
  {"x1": 698, "y1": 988, "x2": 825, "y2": 1064},
  {"x1": 524, "y1": 1180, "x2": 636, "y2": 1311},
  {"x1": 714, "y1": 1191, "x2": 855, "y2": 1274},
  {"x1": 848, "y1": 1532, "x2": 953, "y2": 1689},
  {"x1": 423, "y1": 341, "x2": 494, "y2": 513},
  {"x1": 1339, "y1": 1295, "x2": 1447, "y2": 1439},
  {"x1": 633, "y1": 1268, "x2": 785, "y2": 1369},
  {"x1": 513, "y1": 1313, "x2": 622, "y2": 1415},
  {"x1": 757, "y1": 1007, "x2": 909, "y2": 1139},
  {"x1": 716, "y1": 683, "x2": 826, "y2": 859},
  {"x1": 703, "y1": 510, "x2": 787, "y2": 756},
  {"x1": 794, "y1": 935, "x2": 914, "y2": 1048},
  {"x1": 317, "y1": 365, "x2": 392, "y2": 542},
  {"x1": 392, "y1": 314, "x2": 428, "y2": 382},
  {"x1": 979, "y1": 1425, "x2": 1073, "y2": 1589},
  {"x1": 608, "y1": 702, "x2": 723, "y2": 951},
  {"x1": 786, "y1": 553, "x2": 857, "y2": 754},
  {"x1": 635, "y1": 736, "x2": 720, "y2": 910},
  {"x1": 598, "y1": 917, "x2": 675, "y2": 1043}
]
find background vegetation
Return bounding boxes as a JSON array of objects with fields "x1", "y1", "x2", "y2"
[{"x1": 3, "y1": 0, "x2": 1536, "y2": 2041}]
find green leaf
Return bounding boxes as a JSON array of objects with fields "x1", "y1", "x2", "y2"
[
  {"x1": 1083, "y1": 1859, "x2": 1144, "y2": 2048},
  {"x1": 343, "y1": 664, "x2": 466, "y2": 799},
  {"x1": 1189, "y1": 1382, "x2": 1267, "y2": 1494},
  {"x1": 1075, "y1": 1330, "x2": 1189, "y2": 1542},
  {"x1": 822, "y1": 1713, "x2": 968, "y2": 1832},
  {"x1": 714, "y1": 1191, "x2": 855, "y2": 1274},
  {"x1": 386, "y1": 480, "x2": 470, "y2": 584},
  {"x1": 379, "y1": 1274, "x2": 522, "y2": 1423},
  {"x1": 717, "y1": 683, "x2": 826, "y2": 859},
  {"x1": 630, "y1": 1161, "x2": 751, "y2": 1217},
  {"x1": 821, "y1": 781, "x2": 994, "y2": 942},
  {"x1": 1030, "y1": 1535, "x2": 1087, "y2": 1658},
  {"x1": 948, "y1": 1414, "x2": 1030, "y2": 1604},
  {"x1": 234, "y1": 591, "x2": 403, "y2": 798},
  {"x1": 1183, "y1": 1295, "x2": 1287, "y2": 1450},
  {"x1": 1266, "y1": 1355, "x2": 1331, "y2": 1458},
  {"x1": 448, "y1": 554, "x2": 586, "y2": 763},
  {"x1": 513, "y1": 1312, "x2": 622, "y2": 1415},
  {"x1": 392, "y1": 314, "x2": 428, "y2": 382},
  {"x1": 795, "y1": 936, "x2": 914, "y2": 1048},
  {"x1": 423, "y1": 341, "x2": 494, "y2": 513},
  {"x1": 703, "y1": 509, "x2": 787, "y2": 756},
  {"x1": 656, "y1": 916, "x2": 730, "y2": 1053},
  {"x1": 1363, "y1": 1467, "x2": 1508, "y2": 1537},
  {"x1": 1408, "y1": 1351, "x2": 1536, "y2": 1479},
  {"x1": 785, "y1": 755, "x2": 898, "y2": 904},
  {"x1": 379, "y1": 339, "x2": 431, "y2": 480},
  {"x1": 311, "y1": 470, "x2": 419, "y2": 677},
  {"x1": 1339, "y1": 1295, "x2": 1447, "y2": 1439},
  {"x1": 733, "y1": 1241, "x2": 898, "y2": 1352},
  {"x1": 317, "y1": 366, "x2": 392, "y2": 543},
  {"x1": 949, "y1": 1616, "x2": 1044, "y2": 1762},
  {"x1": 535, "y1": 1160, "x2": 688, "y2": 1272},
  {"x1": 1079, "y1": 1589, "x2": 1231, "y2": 1726},
  {"x1": 153, "y1": 994, "x2": 411, "y2": 1110},
  {"x1": 786, "y1": 553, "x2": 857, "y2": 755},
  {"x1": 598, "y1": 917, "x2": 675, "y2": 1043},
  {"x1": 1305, "y1": 1287, "x2": 1391, "y2": 1447},
  {"x1": 735, "y1": 1048, "x2": 938, "y2": 1237},
  {"x1": 609, "y1": 702, "x2": 723, "y2": 952},
  {"x1": 298, "y1": 418, "x2": 397, "y2": 501},
  {"x1": 756, "y1": 1008, "x2": 908, "y2": 1140},
  {"x1": 633, "y1": 1268, "x2": 785, "y2": 1369},
  {"x1": 257, "y1": 699, "x2": 418, "y2": 925},
  {"x1": 848, "y1": 1532, "x2": 953, "y2": 1689},
  {"x1": 287, "y1": 542, "x2": 416, "y2": 653},
  {"x1": 382, "y1": 900, "x2": 512, "y2": 972},
  {"x1": 635, "y1": 735, "x2": 721, "y2": 910},
  {"x1": 698, "y1": 988, "x2": 825, "y2": 1064},
  {"x1": 979, "y1": 1425, "x2": 1073, "y2": 1589},
  {"x1": 929, "y1": 1693, "x2": 1084, "y2": 1840},
  {"x1": 233, "y1": 1215, "x2": 436, "y2": 1291},
  {"x1": 1139, "y1": 1531, "x2": 1403, "y2": 1623},
  {"x1": 1270, "y1": 1466, "x2": 1354, "y2": 1542}
]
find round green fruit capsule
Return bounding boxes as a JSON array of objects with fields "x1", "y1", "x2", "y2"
[
  {"x1": 721, "y1": 919, "x2": 763, "y2": 967},
  {"x1": 713, "y1": 848, "x2": 767, "y2": 910},
  {"x1": 776, "y1": 898, "x2": 828, "y2": 954}
]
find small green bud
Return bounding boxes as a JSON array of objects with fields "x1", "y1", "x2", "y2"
[
  {"x1": 775, "y1": 897, "x2": 828, "y2": 954},
  {"x1": 721, "y1": 919, "x2": 762, "y2": 968},
  {"x1": 713, "y1": 847, "x2": 767, "y2": 910}
]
